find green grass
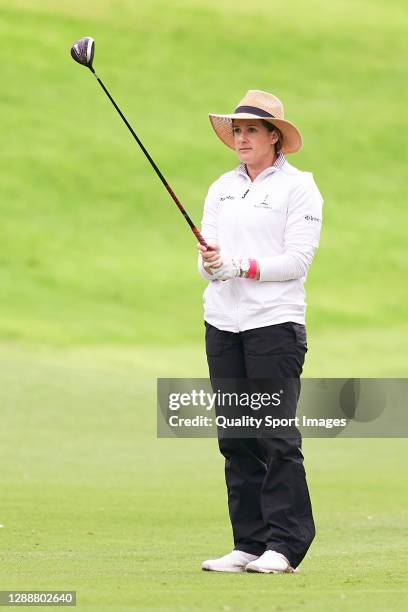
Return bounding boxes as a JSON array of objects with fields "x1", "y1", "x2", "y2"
[
  {"x1": 0, "y1": 344, "x2": 407, "y2": 611},
  {"x1": 0, "y1": 0, "x2": 407, "y2": 609},
  {"x1": 0, "y1": 0, "x2": 406, "y2": 355}
]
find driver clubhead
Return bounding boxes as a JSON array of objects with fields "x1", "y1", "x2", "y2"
[{"x1": 71, "y1": 37, "x2": 95, "y2": 68}]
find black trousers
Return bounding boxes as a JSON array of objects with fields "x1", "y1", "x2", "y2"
[{"x1": 205, "y1": 321, "x2": 315, "y2": 568}]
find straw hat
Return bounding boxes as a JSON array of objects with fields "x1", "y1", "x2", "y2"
[{"x1": 209, "y1": 90, "x2": 302, "y2": 155}]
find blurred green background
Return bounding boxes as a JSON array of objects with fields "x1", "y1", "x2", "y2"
[
  {"x1": 0, "y1": 1, "x2": 407, "y2": 610},
  {"x1": 1, "y1": 0, "x2": 406, "y2": 372}
]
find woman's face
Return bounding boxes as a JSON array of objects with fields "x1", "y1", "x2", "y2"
[{"x1": 232, "y1": 119, "x2": 278, "y2": 166}]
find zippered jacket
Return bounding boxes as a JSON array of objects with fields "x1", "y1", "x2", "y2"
[{"x1": 199, "y1": 154, "x2": 324, "y2": 332}]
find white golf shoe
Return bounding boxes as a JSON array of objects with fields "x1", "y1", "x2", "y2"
[
  {"x1": 245, "y1": 550, "x2": 297, "y2": 574},
  {"x1": 202, "y1": 550, "x2": 259, "y2": 573}
]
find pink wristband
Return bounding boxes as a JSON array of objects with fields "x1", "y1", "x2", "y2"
[{"x1": 247, "y1": 259, "x2": 258, "y2": 279}]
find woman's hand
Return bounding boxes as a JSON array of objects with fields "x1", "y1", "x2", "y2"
[
  {"x1": 197, "y1": 241, "x2": 222, "y2": 275},
  {"x1": 209, "y1": 258, "x2": 241, "y2": 281},
  {"x1": 198, "y1": 242, "x2": 259, "y2": 280}
]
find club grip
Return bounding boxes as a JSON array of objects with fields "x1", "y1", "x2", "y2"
[{"x1": 192, "y1": 227, "x2": 214, "y2": 251}]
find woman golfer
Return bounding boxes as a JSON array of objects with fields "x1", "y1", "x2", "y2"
[{"x1": 198, "y1": 90, "x2": 323, "y2": 574}]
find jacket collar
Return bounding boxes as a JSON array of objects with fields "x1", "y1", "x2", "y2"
[{"x1": 235, "y1": 152, "x2": 287, "y2": 180}]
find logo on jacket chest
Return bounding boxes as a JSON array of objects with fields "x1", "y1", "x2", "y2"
[{"x1": 253, "y1": 194, "x2": 279, "y2": 211}]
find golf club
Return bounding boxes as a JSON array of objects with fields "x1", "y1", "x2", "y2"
[{"x1": 70, "y1": 37, "x2": 212, "y2": 249}]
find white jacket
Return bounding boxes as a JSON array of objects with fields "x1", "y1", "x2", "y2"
[{"x1": 199, "y1": 154, "x2": 324, "y2": 332}]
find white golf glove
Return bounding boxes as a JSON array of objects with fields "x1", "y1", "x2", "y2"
[
  {"x1": 203, "y1": 254, "x2": 222, "y2": 271},
  {"x1": 207, "y1": 257, "x2": 242, "y2": 281}
]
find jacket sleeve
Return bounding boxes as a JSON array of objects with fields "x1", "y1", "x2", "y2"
[
  {"x1": 258, "y1": 173, "x2": 324, "y2": 282},
  {"x1": 198, "y1": 181, "x2": 219, "y2": 280}
]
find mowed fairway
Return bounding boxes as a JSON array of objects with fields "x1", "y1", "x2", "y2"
[
  {"x1": 0, "y1": 344, "x2": 407, "y2": 611},
  {"x1": 0, "y1": 0, "x2": 407, "y2": 610}
]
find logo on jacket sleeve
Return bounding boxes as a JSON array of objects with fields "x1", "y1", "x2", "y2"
[{"x1": 304, "y1": 215, "x2": 321, "y2": 223}]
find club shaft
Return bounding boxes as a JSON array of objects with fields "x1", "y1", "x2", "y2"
[{"x1": 90, "y1": 68, "x2": 211, "y2": 249}]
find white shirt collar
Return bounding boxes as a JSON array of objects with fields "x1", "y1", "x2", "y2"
[{"x1": 236, "y1": 152, "x2": 287, "y2": 179}]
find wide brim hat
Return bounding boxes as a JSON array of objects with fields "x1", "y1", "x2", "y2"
[{"x1": 209, "y1": 90, "x2": 302, "y2": 155}]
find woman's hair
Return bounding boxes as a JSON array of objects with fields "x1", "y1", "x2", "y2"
[{"x1": 261, "y1": 120, "x2": 283, "y2": 154}]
